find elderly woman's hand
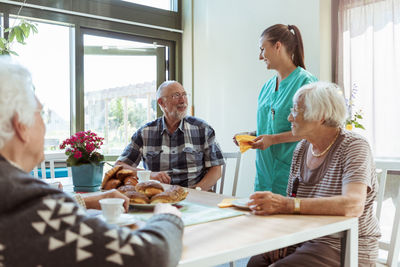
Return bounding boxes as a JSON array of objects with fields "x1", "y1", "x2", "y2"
[
  {"x1": 248, "y1": 191, "x2": 291, "y2": 215},
  {"x1": 251, "y1": 135, "x2": 275, "y2": 150},
  {"x1": 82, "y1": 189, "x2": 130, "y2": 212}
]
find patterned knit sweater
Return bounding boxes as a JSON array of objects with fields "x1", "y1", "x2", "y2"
[{"x1": 0, "y1": 155, "x2": 184, "y2": 267}]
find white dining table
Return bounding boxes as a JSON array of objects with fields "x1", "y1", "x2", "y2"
[
  {"x1": 52, "y1": 177, "x2": 358, "y2": 267},
  {"x1": 178, "y1": 189, "x2": 358, "y2": 267}
]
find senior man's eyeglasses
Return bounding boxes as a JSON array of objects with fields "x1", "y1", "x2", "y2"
[{"x1": 164, "y1": 92, "x2": 190, "y2": 100}]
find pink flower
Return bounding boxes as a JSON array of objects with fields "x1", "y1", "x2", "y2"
[
  {"x1": 85, "y1": 143, "x2": 95, "y2": 153},
  {"x1": 73, "y1": 151, "x2": 82, "y2": 159},
  {"x1": 60, "y1": 130, "x2": 104, "y2": 165}
]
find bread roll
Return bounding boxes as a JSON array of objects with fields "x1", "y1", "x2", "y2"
[
  {"x1": 117, "y1": 184, "x2": 136, "y2": 193},
  {"x1": 150, "y1": 191, "x2": 176, "y2": 204},
  {"x1": 125, "y1": 191, "x2": 149, "y2": 204},
  {"x1": 167, "y1": 185, "x2": 188, "y2": 201},
  {"x1": 135, "y1": 181, "x2": 164, "y2": 197},
  {"x1": 101, "y1": 165, "x2": 123, "y2": 189},
  {"x1": 150, "y1": 185, "x2": 188, "y2": 203}
]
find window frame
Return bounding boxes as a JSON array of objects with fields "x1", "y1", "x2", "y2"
[{"x1": 0, "y1": 0, "x2": 182, "y2": 145}]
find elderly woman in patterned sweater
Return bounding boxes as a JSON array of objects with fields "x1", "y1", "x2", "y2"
[
  {"x1": 247, "y1": 81, "x2": 380, "y2": 267},
  {"x1": 0, "y1": 56, "x2": 184, "y2": 267}
]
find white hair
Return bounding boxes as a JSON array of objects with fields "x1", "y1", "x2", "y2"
[
  {"x1": 0, "y1": 56, "x2": 37, "y2": 149},
  {"x1": 293, "y1": 81, "x2": 348, "y2": 127},
  {"x1": 156, "y1": 80, "x2": 178, "y2": 100}
]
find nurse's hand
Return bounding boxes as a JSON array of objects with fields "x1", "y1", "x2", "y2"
[
  {"x1": 233, "y1": 131, "x2": 256, "y2": 146},
  {"x1": 251, "y1": 134, "x2": 274, "y2": 150}
]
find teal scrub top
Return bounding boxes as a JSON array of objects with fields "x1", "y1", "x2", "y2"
[{"x1": 255, "y1": 67, "x2": 317, "y2": 195}]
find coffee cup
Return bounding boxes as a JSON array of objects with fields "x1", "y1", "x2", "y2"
[
  {"x1": 137, "y1": 170, "x2": 151, "y2": 182},
  {"x1": 99, "y1": 198, "x2": 125, "y2": 223}
]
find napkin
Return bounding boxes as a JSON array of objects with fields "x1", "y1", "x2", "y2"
[
  {"x1": 235, "y1": 135, "x2": 256, "y2": 153},
  {"x1": 217, "y1": 198, "x2": 236, "y2": 208}
]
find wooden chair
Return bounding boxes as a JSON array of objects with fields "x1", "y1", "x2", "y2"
[
  {"x1": 32, "y1": 152, "x2": 71, "y2": 180},
  {"x1": 212, "y1": 151, "x2": 242, "y2": 197},
  {"x1": 375, "y1": 168, "x2": 400, "y2": 267}
]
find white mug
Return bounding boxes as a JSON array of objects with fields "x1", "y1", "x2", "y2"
[
  {"x1": 137, "y1": 170, "x2": 151, "y2": 182},
  {"x1": 99, "y1": 198, "x2": 125, "y2": 223}
]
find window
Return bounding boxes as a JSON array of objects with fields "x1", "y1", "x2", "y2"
[
  {"x1": 0, "y1": 1, "x2": 180, "y2": 156},
  {"x1": 337, "y1": 0, "x2": 400, "y2": 159},
  {"x1": 11, "y1": 18, "x2": 72, "y2": 152},
  {"x1": 121, "y1": 0, "x2": 175, "y2": 11},
  {"x1": 84, "y1": 34, "x2": 162, "y2": 154}
]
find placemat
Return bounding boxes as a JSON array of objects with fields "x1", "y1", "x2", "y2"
[{"x1": 129, "y1": 200, "x2": 244, "y2": 226}]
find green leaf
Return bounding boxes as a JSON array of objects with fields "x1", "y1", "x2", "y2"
[
  {"x1": 0, "y1": 39, "x2": 5, "y2": 50},
  {"x1": 9, "y1": 50, "x2": 18, "y2": 56},
  {"x1": 8, "y1": 30, "x2": 15, "y2": 42},
  {"x1": 31, "y1": 24, "x2": 38, "y2": 34},
  {"x1": 20, "y1": 23, "x2": 30, "y2": 37},
  {"x1": 14, "y1": 27, "x2": 25, "y2": 43}
]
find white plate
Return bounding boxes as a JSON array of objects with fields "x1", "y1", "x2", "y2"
[
  {"x1": 98, "y1": 213, "x2": 138, "y2": 226},
  {"x1": 232, "y1": 198, "x2": 250, "y2": 210},
  {"x1": 130, "y1": 201, "x2": 181, "y2": 210}
]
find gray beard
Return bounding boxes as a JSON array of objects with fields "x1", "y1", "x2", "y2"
[{"x1": 175, "y1": 110, "x2": 187, "y2": 120}]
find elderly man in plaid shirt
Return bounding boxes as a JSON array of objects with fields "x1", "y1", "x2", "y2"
[{"x1": 116, "y1": 81, "x2": 225, "y2": 190}]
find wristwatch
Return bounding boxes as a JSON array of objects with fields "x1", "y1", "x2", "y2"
[{"x1": 294, "y1": 198, "x2": 301, "y2": 214}]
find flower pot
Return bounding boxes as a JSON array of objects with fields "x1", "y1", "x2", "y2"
[{"x1": 71, "y1": 162, "x2": 104, "y2": 192}]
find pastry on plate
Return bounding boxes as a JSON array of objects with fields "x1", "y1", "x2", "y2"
[
  {"x1": 135, "y1": 181, "x2": 164, "y2": 197},
  {"x1": 117, "y1": 184, "x2": 136, "y2": 193},
  {"x1": 101, "y1": 165, "x2": 123, "y2": 189},
  {"x1": 103, "y1": 178, "x2": 121, "y2": 190},
  {"x1": 123, "y1": 176, "x2": 138, "y2": 186},
  {"x1": 116, "y1": 169, "x2": 136, "y2": 180},
  {"x1": 125, "y1": 191, "x2": 150, "y2": 204}
]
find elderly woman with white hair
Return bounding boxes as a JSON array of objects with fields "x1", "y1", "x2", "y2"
[
  {"x1": 247, "y1": 81, "x2": 380, "y2": 267},
  {"x1": 0, "y1": 56, "x2": 184, "y2": 267}
]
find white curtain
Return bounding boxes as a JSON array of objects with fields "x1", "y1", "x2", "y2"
[{"x1": 337, "y1": 0, "x2": 400, "y2": 158}]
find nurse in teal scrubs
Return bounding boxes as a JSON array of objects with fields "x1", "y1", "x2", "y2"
[{"x1": 234, "y1": 24, "x2": 317, "y2": 196}]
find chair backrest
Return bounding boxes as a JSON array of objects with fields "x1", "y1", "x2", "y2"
[
  {"x1": 212, "y1": 152, "x2": 241, "y2": 196},
  {"x1": 375, "y1": 168, "x2": 400, "y2": 267},
  {"x1": 32, "y1": 152, "x2": 72, "y2": 181}
]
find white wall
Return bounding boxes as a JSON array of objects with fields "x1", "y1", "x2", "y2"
[{"x1": 183, "y1": 0, "x2": 331, "y2": 197}]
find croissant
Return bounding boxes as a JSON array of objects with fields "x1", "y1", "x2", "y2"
[
  {"x1": 103, "y1": 179, "x2": 121, "y2": 190},
  {"x1": 101, "y1": 165, "x2": 123, "y2": 189},
  {"x1": 123, "y1": 176, "x2": 138, "y2": 186},
  {"x1": 116, "y1": 169, "x2": 136, "y2": 180}
]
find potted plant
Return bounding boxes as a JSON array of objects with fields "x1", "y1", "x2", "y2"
[
  {"x1": 0, "y1": 19, "x2": 38, "y2": 55},
  {"x1": 345, "y1": 83, "x2": 365, "y2": 131},
  {"x1": 60, "y1": 130, "x2": 105, "y2": 192}
]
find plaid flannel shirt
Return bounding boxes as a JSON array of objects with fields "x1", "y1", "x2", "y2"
[{"x1": 118, "y1": 116, "x2": 225, "y2": 187}]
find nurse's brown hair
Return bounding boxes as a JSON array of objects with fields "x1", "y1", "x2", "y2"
[{"x1": 261, "y1": 24, "x2": 306, "y2": 69}]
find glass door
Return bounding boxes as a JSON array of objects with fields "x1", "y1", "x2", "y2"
[{"x1": 83, "y1": 30, "x2": 168, "y2": 155}]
